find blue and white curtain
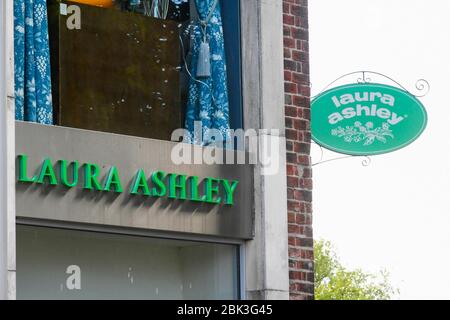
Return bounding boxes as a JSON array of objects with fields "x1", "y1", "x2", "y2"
[
  {"x1": 14, "y1": 0, "x2": 53, "y2": 124},
  {"x1": 185, "y1": 0, "x2": 230, "y2": 145}
]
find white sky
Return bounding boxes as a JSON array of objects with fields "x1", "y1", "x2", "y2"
[{"x1": 309, "y1": 0, "x2": 450, "y2": 299}]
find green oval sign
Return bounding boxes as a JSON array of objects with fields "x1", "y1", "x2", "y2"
[{"x1": 311, "y1": 83, "x2": 428, "y2": 155}]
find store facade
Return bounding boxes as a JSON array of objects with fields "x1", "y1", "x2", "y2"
[{"x1": 0, "y1": 0, "x2": 313, "y2": 300}]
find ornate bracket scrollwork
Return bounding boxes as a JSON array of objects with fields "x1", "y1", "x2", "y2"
[
  {"x1": 312, "y1": 70, "x2": 430, "y2": 99},
  {"x1": 311, "y1": 141, "x2": 371, "y2": 167}
]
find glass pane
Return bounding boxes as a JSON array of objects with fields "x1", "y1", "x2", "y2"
[
  {"x1": 17, "y1": 225, "x2": 240, "y2": 299},
  {"x1": 14, "y1": 0, "x2": 243, "y2": 143},
  {"x1": 47, "y1": 0, "x2": 189, "y2": 140}
]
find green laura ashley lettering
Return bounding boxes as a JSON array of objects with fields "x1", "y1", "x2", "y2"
[
  {"x1": 37, "y1": 158, "x2": 57, "y2": 185},
  {"x1": 203, "y1": 177, "x2": 221, "y2": 204},
  {"x1": 151, "y1": 170, "x2": 167, "y2": 197},
  {"x1": 17, "y1": 154, "x2": 239, "y2": 205},
  {"x1": 103, "y1": 166, "x2": 123, "y2": 193},
  {"x1": 60, "y1": 159, "x2": 79, "y2": 188},
  {"x1": 221, "y1": 179, "x2": 239, "y2": 205},
  {"x1": 130, "y1": 169, "x2": 167, "y2": 197},
  {"x1": 130, "y1": 169, "x2": 151, "y2": 196},
  {"x1": 169, "y1": 173, "x2": 187, "y2": 200},
  {"x1": 189, "y1": 176, "x2": 203, "y2": 202},
  {"x1": 18, "y1": 154, "x2": 36, "y2": 183},
  {"x1": 83, "y1": 163, "x2": 103, "y2": 191}
]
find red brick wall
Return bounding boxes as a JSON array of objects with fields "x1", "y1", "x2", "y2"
[{"x1": 283, "y1": 0, "x2": 314, "y2": 300}]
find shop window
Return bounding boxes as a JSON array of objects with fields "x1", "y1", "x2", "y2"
[
  {"x1": 17, "y1": 225, "x2": 241, "y2": 299},
  {"x1": 13, "y1": 0, "x2": 243, "y2": 144}
]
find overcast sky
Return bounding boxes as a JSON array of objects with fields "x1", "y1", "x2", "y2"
[{"x1": 309, "y1": 0, "x2": 450, "y2": 299}]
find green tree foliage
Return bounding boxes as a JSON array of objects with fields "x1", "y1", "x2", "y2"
[{"x1": 314, "y1": 239, "x2": 398, "y2": 300}]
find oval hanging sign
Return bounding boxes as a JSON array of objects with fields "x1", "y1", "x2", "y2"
[{"x1": 311, "y1": 83, "x2": 428, "y2": 155}]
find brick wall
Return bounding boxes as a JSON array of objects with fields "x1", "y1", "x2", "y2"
[{"x1": 283, "y1": 0, "x2": 314, "y2": 300}]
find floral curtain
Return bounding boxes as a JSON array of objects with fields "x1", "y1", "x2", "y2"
[
  {"x1": 14, "y1": 0, "x2": 53, "y2": 124},
  {"x1": 185, "y1": 0, "x2": 230, "y2": 145}
]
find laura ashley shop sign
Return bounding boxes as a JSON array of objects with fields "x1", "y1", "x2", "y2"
[
  {"x1": 17, "y1": 154, "x2": 239, "y2": 205},
  {"x1": 311, "y1": 83, "x2": 428, "y2": 155}
]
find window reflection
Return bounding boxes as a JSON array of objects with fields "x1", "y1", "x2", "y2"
[
  {"x1": 14, "y1": 0, "x2": 242, "y2": 145},
  {"x1": 17, "y1": 224, "x2": 240, "y2": 299}
]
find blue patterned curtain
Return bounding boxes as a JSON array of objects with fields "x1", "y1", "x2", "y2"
[
  {"x1": 185, "y1": 0, "x2": 230, "y2": 145},
  {"x1": 14, "y1": 0, "x2": 53, "y2": 124}
]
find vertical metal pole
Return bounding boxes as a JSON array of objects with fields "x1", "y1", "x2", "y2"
[{"x1": 0, "y1": 0, "x2": 16, "y2": 300}]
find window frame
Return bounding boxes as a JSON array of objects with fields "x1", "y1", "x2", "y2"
[{"x1": 16, "y1": 217, "x2": 246, "y2": 299}]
